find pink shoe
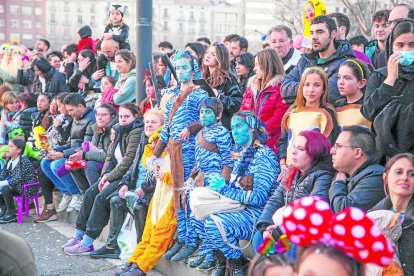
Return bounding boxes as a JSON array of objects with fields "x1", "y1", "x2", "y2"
[
  {"x1": 61, "y1": 237, "x2": 81, "y2": 249},
  {"x1": 64, "y1": 243, "x2": 94, "y2": 256}
]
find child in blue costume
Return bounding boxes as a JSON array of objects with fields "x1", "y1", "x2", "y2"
[
  {"x1": 147, "y1": 51, "x2": 208, "y2": 261},
  {"x1": 182, "y1": 97, "x2": 233, "y2": 269},
  {"x1": 205, "y1": 111, "x2": 280, "y2": 275}
]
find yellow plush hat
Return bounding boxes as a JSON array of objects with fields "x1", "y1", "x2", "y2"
[
  {"x1": 148, "y1": 126, "x2": 162, "y2": 144},
  {"x1": 142, "y1": 127, "x2": 164, "y2": 168},
  {"x1": 303, "y1": 0, "x2": 328, "y2": 37}
]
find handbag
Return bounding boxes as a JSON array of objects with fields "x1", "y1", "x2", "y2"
[
  {"x1": 117, "y1": 213, "x2": 137, "y2": 262},
  {"x1": 189, "y1": 186, "x2": 251, "y2": 220}
]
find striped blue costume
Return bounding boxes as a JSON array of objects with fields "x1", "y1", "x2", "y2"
[
  {"x1": 190, "y1": 123, "x2": 233, "y2": 261},
  {"x1": 200, "y1": 146, "x2": 280, "y2": 259},
  {"x1": 160, "y1": 86, "x2": 208, "y2": 246}
]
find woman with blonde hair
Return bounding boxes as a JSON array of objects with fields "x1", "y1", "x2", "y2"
[
  {"x1": 0, "y1": 45, "x2": 24, "y2": 93},
  {"x1": 202, "y1": 43, "x2": 242, "y2": 130},
  {"x1": 0, "y1": 91, "x2": 23, "y2": 145},
  {"x1": 241, "y1": 48, "x2": 289, "y2": 154},
  {"x1": 278, "y1": 67, "x2": 338, "y2": 178}
]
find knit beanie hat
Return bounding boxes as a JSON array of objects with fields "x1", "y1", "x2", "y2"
[
  {"x1": 199, "y1": 97, "x2": 224, "y2": 117},
  {"x1": 109, "y1": 3, "x2": 125, "y2": 17},
  {"x1": 78, "y1": 25, "x2": 92, "y2": 39}
]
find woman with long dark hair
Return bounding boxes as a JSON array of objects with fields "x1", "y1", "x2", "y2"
[{"x1": 202, "y1": 43, "x2": 242, "y2": 130}]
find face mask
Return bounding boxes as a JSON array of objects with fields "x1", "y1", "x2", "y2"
[{"x1": 398, "y1": 51, "x2": 414, "y2": 66}]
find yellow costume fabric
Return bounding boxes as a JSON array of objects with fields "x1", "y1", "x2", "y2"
[
  {"x1": 128, "y1": 129, "x2": 177, "y2": 273},
  {"x1": 284, "y1": 106, "x2": 334, "y2": 164},
  {"x1": 303, "y1": 0, "x2": 328, "y2": 37},
  {"x1": 335, "y1": 104, "x2": 372, "y2": 129}
]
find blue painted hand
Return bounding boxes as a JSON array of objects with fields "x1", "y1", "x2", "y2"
[{"x1": 209, "y1": 173, "x2": 226, "y2": 191}]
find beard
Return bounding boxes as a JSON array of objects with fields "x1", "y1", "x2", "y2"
[{"x1": 313, "y1": 41, "x2": 331, "y2": 54}]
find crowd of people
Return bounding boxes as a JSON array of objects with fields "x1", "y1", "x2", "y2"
[{"x1": 0, "y1": 1, "x2": 413, "y2": 276}]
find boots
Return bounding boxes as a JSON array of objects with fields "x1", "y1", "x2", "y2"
[
  {"x1": 163, "y1": 240, "x2": 184, "y2": 260},
  {"x1": 170, "y1": 243, "x2": 198, "y2": 261},
  {"x1": 228, "y1": 257, "x2": 246, "y2": 276},
  {"x1": 210, "y1": 250, "x2": 226, "y2": 276}
]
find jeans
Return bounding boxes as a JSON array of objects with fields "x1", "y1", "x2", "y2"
[
  {"x1": 40, "y1": 158, "x2": 80, "y2": 195},
  {"x1": 75, "y1": 179, "x2": 120, "y2": 244},
  {"x1": 108, "y1": 195, "x2": 128, "y2": 247},
  {"x1": 70, "y1": 161, "x2": 101, "y2": 194}
]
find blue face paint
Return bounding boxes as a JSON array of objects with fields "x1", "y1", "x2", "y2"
[
  {"x1": 175, "y1": 58, "x2": 193, "y2": 84},
  {"x1": 200, "y1": 107, "x2": 216, "y2": 127},
  {"x1": 231, "y1": 117, "x2": 253, "y2": 148}
]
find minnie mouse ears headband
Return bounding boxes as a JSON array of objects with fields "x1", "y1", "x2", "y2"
[{"x1": 281, "y1": 196, "x2": 395, "y2": 267}]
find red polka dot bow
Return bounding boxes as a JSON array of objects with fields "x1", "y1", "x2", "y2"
[{"x1": 281, "y1": 196, "x2": 395, "y2": 267}]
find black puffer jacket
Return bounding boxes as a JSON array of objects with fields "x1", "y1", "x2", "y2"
[
  {"x1": 31, "y1": 68, "x2": 69, "y2": 97},
  {"x1": 361, "y1": 67, "x2": 414, "y2": 161},
  {"x1": 371, "y1": 197, "x2": 414, "y2": 275},
  {"x1": 61, "y1": 107, "x2": 95, "y2": 157},
  {"x1": 213, "y1": 74, "x2": 242, "y2": 130},
  {"x1": 257, "y1": 156, "x2": 335, "y2": 232},
  {"x1": 102, "y1": 117, "x2": 144, "y2": 182},
  {"x1": 18, "y1": 106, "x2": 37, "y2": 138}
]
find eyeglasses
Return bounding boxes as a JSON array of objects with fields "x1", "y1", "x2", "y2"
[{"x1": 332, "y1": 143, "x2": 357, "y2": 150}]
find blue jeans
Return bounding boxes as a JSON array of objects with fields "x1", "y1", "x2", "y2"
[{"x1": 40, "y1": 158, "x2": 80, "y2": 195}]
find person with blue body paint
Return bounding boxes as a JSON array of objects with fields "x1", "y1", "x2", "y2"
[
  {"x1": 203, "y1": 111, "x2": 280, "y2": 276},
  {"x1": 185, "y1": 97, "x2": 233, "y2": 270},
  {"x1": 146, "y1": 51, "x2": 208, "y2": 262}
]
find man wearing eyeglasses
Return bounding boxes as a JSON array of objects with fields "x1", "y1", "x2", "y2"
[
  {"x1": 329, "y1": 126, "x2": 385, "y2": 213},
  {"x1": 365, "y1": 10, "x2": 390, "y2": 69}
]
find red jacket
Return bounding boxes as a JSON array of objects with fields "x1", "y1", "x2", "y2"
[
  {"x1": 77, "y1": 37, "x2": 96, "y2": 55},
  {"x1": 240, "y1": 75, "x2": 289, "y2": 154}
]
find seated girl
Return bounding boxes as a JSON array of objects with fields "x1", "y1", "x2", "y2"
[
  {"x1": 278, "y1": 67, "x2": 338, "y2": 178},
  {"x1": 335, "y1": 59, "x2": 371, "y2": 130},
  {"x1": 0, "y1": 139, "x2": 38, "y2": 224},
  {"x1": 202, "y1": 111, "x2": 280, "y2": 275}
]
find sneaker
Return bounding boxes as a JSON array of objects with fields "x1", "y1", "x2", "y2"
[
  {"x1": 67, "y1": 194, "x2": 83, "y2": 212},
  {"x1": 64, "y1": 243, "x2": 94, "y2": 256},
  {"x1": 113, "y1": 263, "x2": 133, "y2": 276},
  {"x1": 197, "y1": 259, "x2": 216, "y2": 270},
  {"x1": 0, "y1": 211, "x2": 17, "y2": 224},
  {"x1": 56, "y1": 194, "x2": 72, "y2": 213},
  {"x1": 61, "y1": 237, "x2": 81, "y2": 249},
  {"x1": 126, "y1": 264, "x2": 146, "y2": 276},
  {"x1": 188, "y1": 256, "x2": 205, "y2": 268},
  {"x1": 90, "y1": 245, "x2": 120, "y2": 259},
  {"x1": 35, "y1": 205, "x2": 57, "y2": 223}
]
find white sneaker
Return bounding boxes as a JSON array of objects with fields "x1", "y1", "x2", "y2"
[
  {"x1": 68, "y1": 194, "x2": 83, "y2": 212},
  {"x1": 56, "y1": 194, "x2": 72, "y2": 212}
]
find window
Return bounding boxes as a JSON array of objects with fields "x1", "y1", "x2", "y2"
[
  {"x1": 0, "y1": 20, "x2": 4, "y2": 27},
  {"x1": 90, "y1": 4, "x2": 96, "y2": 13},
  {"x1": 50, "y1": 13, "x2": 56, "y2": 23},
  {"x1": 10, "y1": 33, "x2": 21, "y2": 40},
  {"x1": 0, "y1": 5, "x2": 5, "y2": 13},
  {"x1": 190, "y1": 11, "x2": 194, "y2": 21},
  {"x1": 22, "y1": 34, "x2": 33, "y2": 40},
  {"x1": 35, "y1": 21, "x2": 42, "y2": 28},
  {"x1": 179, "y1": 23, "x2": 183, "y2": 31},
  {"x1": 35, "y1": 8, "x2": 42, "y2": 15},
  {"x1": 64, "y1": 28, "x2": 70, "y2": 38},
  {"x1": 10, "y1": 5, "x2": 19, "y2": 14},
  {"x1": 77, "y1": 15, "x2": 83, "y2": 25},
  {"x1": 343, "y1": 8, "x2": 347, "y2": 13},
  {"x1": 22, "y1": 6, "x2": 32, "y2": 15},
  {"x1": 90, "y1": 16, "x2": 96, "y2": 27},
  {"x1": 22, "y1": 20, "x2": 32, "y2": 29},
  {"x1": 11, "y1": 20, "x2": 20, "y2": 28},
  {"x1": 50, "y1": 27, "x2": 56, "y2": 36},
  {"x1": 0, "y1": 33, "x2": 4, "y2": 40},
  {"x1": 163, "y1": 8, "x2": 168, "y2": 17},
  {"x1": 335, "y1": 7, "x2": 339, "y2": 12},
  {"x1": 163, "y1": 20, "x2": 168, "y2": 31}
]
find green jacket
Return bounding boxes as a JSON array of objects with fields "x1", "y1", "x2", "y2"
[{"x1": 114, "y1": 69, "x2": 136, "y2": 105}]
